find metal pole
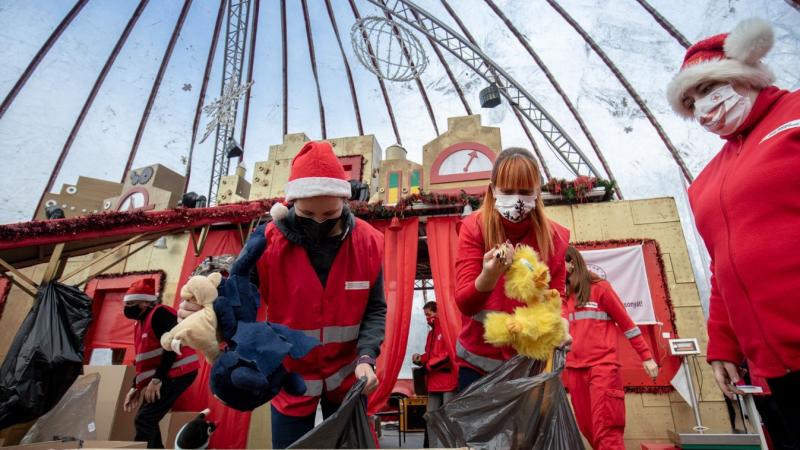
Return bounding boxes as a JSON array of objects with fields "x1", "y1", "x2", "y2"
[
  {"x1": 239, "y1": 0, "x2": 260, "y2": 156},
  {"x1": 324, "y1": 0, "x2": 364, "y2": 135},
  {"x1": 0, "y1": 0, "x2": 88, "y2": 121},
  {"x1": 123, "y1": 0, "x2": 194, "y2": 183},
  {"x1": 185, "y1": 0, "x2": 228, "y2": 193},
  {"x1": 300, "y1": 0, "x2": 327, "y2": 139},
  {"x1": 36, "y1": 0, "x2": 149, "y2": 219},
  {"x1": 683, "y1": 356, "x2": 704, "y2": 430}
]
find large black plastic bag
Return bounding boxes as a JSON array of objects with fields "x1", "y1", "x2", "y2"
[
  {"x1": 288, "y1": 378, "x2": 375, "y2": 449},
  {"x1": 427, "y1": 351, "x2": 585, "y2": 450},
  {"x1": 0, "y1": 282, "x2": 93, "y2": 429}
]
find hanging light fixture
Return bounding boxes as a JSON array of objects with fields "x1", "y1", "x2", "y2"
[
  {"x1": 462, "y1": 203, "x2": 473, "y2": 217},
  {"x1": 479, "y1": 83, "x2": 502, "y2": 108},
  {"x1": 225, "y1": 138, "x2": 243, "y2": 159}
]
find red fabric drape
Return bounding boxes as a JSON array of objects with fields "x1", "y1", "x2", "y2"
[
  {"x1": 170, "y1": 229, "x2": 248, "y2": 449},
  {"x1": 367, "y1": 217, "x2": 418, "y2": 415},
  {"x1": 425, "y1": 216, "x2": 461, "y2": 390}
]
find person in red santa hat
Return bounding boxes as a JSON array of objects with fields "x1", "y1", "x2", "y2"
[
  {"x1": 667, "y1": 17, "x2": 800, "y2": 432},
  {"x1": 121, "y1": 278, "x2": 200, "y2": 448},
  {"x1": 182, "y1": 141, "x2": 386, "y2": 448}
]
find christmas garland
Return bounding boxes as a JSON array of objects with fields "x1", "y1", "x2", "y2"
[
  {"x1": 89, "y1": 270, "x2": 167, "y2": 303},
  {"x1": 542, "y1": 176, "x2": 615, "y2": 202},
  {"x1": 0, "y1": 178, "x2": 614, "y2": 245},
  {"x1": 574, "y1": 238, "x2": 678, "y2": 394}
]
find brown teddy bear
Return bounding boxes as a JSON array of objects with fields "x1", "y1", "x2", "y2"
[{"x1": 160, "y1": 273, "x2": 222, "y2": 363}]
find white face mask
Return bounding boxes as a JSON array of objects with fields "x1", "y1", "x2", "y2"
[
  {"x1": 693, "y1": 83, "x2": 753, "y2": 136},
  {"x1": 493, "y1": 191, "x2": 537, "y2": 223}
]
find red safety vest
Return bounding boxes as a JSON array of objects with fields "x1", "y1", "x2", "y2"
[
  {"x1": 257, "y1": 219, "x2": 383, "y2": 416},
  {"x1": 455, "y1": 214, "x2": 570, "y2": 374},
  {"x1": 133, "y1": 304, "x2": 200, "y2": 390}
]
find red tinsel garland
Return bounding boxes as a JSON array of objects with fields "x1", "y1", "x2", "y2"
[
  {"x1": 574, "y1": 238, "x2": 679, "y2": 394},
  {"x1": 89, "y1": 270, "x2": 167, "y2": 302}
]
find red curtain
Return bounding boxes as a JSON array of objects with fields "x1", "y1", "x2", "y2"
[
  {"x1": 170, "y1": 229, "x2": 249, "y2": 449},
  {"x1": 367, "y1": 217, "x2": 419, "y2": 415},
  {"x1": 425, "y1": 217, "x2": 461, "y2": 389}
]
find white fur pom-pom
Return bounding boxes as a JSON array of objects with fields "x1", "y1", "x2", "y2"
[
  {"x1": 724, "y1": 18, "x2": 774, "y2": 65},
  {"x1": 270, "y1": 201, "x2": 289, "y2": 221}
]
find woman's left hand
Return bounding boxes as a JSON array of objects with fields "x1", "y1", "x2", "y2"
[
  {"x1": 643, "y1": 359, "x2": 659, "y2": 380},
  {"x1": 557, "y1": 318, "x2": 572, "y2": 352},
  {"x1": 355, "y1": 363, "x2": 379, "y2": 394}
]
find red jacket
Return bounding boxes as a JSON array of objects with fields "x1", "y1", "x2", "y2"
[
  {"x1": 420, "y1": 317, "x2": 457, "y2": 392},
  {"x1": 563, "y1": 280, "x2": 652, "y2": 368},
  {"x1": 454, "y1": 212, "x2": 570, "y2": 373},
  {"x1": 688, "y1": 86, "x2": 800, "y2": 378},
  {"x1": 133, "y1": 305, "x2": 199, "y2": 389},
  {"x1": 257, "y1": 218, "x2": 383, "y2": 416}
]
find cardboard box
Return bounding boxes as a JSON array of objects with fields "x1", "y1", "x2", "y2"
[
  {"x1": 159, "y1": 412, "x2": 198, "y2": 449},
  {"x1": 1, "y1": 440, "x2": 144, "y2": 450},
  {"x1": 82, "y1": 365, "x2": 137, "y2": 441},
  {"x1": 82, "y1": 440, "x2": 146, "y2": 448}
]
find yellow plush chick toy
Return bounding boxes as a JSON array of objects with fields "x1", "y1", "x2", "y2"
[{"x1": 483, "y1": 245, "x2": 566, "y2": 361}]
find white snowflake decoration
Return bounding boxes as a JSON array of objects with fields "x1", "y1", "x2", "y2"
[{"x1": 199, "y1": 80, "x2": 254, "y2": 144}]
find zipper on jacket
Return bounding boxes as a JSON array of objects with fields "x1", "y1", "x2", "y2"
[{"x1": 719, "y1": 135, "x2": 789, "y2": 372}]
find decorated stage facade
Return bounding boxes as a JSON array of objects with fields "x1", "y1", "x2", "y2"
[{"x1": 0, "y1": 115, "x2": 721, "y2": 449}]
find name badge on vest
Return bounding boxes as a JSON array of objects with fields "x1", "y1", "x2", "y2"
[
  {"x1": 345, "y1": 281, "x2": 370, "y2": 291},
  {"x1": 580, "y1": 301, "x2": 599, "y2": 309}
]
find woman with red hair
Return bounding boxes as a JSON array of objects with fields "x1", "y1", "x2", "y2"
[{"x1": 454, "y1": 147, "x2": 571, "y2": 390}]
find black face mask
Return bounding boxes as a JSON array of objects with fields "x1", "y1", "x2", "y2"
[
  {"x1": 296, "y1": 216, "x2": 340, "y2": 243},
  {"x1": 123, "y1": 304, "x2": 147, "y2": 320}
]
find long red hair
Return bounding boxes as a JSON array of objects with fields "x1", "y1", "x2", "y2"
[{"x1": 479, "y1": 147, "x2": 553, "y2": 260}]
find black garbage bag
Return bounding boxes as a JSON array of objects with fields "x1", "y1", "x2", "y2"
[
  {"x1": 427, "y1": 350, "x2": 585, "y2": 450},
  {"x1": 288, "y1": 378, "x2": 375, "y2": 449},
  {"x1": 0, "y1": 282, "x2": 93, "y2": 429}
]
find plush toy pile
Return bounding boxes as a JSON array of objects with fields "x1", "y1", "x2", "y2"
[{"x1": 483, "y1": 244, "x2": 566, "y2": 361}]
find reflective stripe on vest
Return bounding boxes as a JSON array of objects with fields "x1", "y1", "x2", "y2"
[
  {"x1": 303, "y1": 379, "x2": 324, "y2": 397},
  {"x1": 471, "y1": 310, "x2": 491, "y2": 323},
  {"x1": 134, "y1": 353, "x2": 200, "y2": 384},
  {"x1": 134, "y1": 348, "x2": 163, "y2": 362},
  {"x1": 569, "y1": 311, "x2": 610, "y2": 321},
  {"x1": 298, "y1": 325, "x2": 361, "y2": 345},
  {"x1": 456, "y1": 340, "x2": 502, "y2": 372},
  {"x1": 322, "y1": 325, "x2": 360, "y2": 344},
  {"x1": 299, "y1": 359, "x2": 358, "y2": 397},
  {"x1": 624, "y1": 326, "x2": 642, "y2": 339}
]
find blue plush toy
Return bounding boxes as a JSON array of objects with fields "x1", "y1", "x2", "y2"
[{"x1": 210, "y1": 224, "x2": 319, "y2": 411}]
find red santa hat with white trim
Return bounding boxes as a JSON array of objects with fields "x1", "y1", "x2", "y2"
[
  {"x1": 269, "y1": 141, "x2": 351, "y2": 221},
  {"x1": 667, "y1": 18, "x2": 775, "y2": 118},
  {"x1": 124, "y1": 278, "x2": 158, "y2": 303}
]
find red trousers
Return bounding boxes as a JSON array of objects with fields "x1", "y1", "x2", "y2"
[{"x1": 564, "y1": 364, "x2": 626, "y2": 450}]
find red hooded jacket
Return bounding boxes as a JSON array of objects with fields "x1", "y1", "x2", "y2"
[
  {"x1": 420, "y1": 317, "x2": 458, "y2": 392},
  {"x1": 563, "y1": 280, "x2": 653, "y2": 368},
  {"x1": 688, "y1": 86, "x2": 800, "y2": 378},
  {"x1": 455, "y1": 212, "x2": 570, "y2": 373}
]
